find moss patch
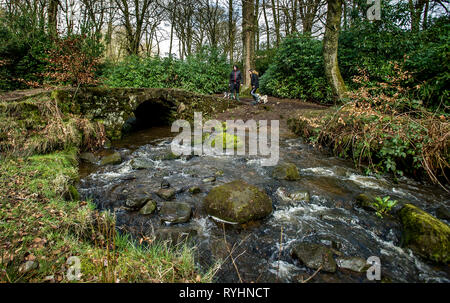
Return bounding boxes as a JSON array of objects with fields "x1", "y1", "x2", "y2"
[{"x1": 399, "y1": 204, "x2": 450, "y2": 263}]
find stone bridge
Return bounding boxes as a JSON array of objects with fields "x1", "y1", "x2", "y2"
[{"x1": 51, "y1": 87, "x2": 237, "y2": 139}]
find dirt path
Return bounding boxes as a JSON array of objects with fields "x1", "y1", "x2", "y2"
[{"x1": 213, "y1": 95, "x2": 328, "y2": 138}]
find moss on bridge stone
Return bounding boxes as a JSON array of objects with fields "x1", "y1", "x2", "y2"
[{"x1": 50, "y1": 87, "x2": 237, "y2": 140}]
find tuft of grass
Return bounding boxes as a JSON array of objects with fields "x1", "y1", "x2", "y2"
[
  {"x1": 0, "y1": 150, "x2": 216, "y2": 283},
  {"x1": 0, "y1": 94, "x2": 105, "y2": 157}
]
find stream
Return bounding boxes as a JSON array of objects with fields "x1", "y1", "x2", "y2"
[{"x1": 77, "y1": 126, "x2": 450, "y2": 283}]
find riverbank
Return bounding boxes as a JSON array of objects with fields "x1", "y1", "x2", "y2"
[
  {"x1": 1, "y1": 89, "x2": 448, "y2": 282},
  {"x1": 0, "y1": 90, "x2": 217, "y2": 282}
]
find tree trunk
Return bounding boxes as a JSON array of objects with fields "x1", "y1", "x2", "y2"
[
  {"x1": 271, "y1": 0, "x2": 280, "y2": 46},
  {"x1": 409, "y1": 0, "x2": 426, "y2": 32},
  {"x1": 291, "y1": 0, "x2": 298, "y2": 33},
  {"x1": 48, "y1": 0, "x2": 59, "y2": 35},
  {"x1": 422, "y1": 0, "x2": 429, "y2": 30},
  {"x1": 255, "y1": 0, "x2": 260, "y2": 52},
  {"x1": 242, "y1": 0, "x2": 256, "y2": 86},
  {"x1": 263, "y1": 0, "x2": 270, "y2": 49},
  {"x1": 169, "y1": 3, "x2": 176, "y2": 58},
  {"x1": 299, "y1": 0, "x2": 320, "y2": 35},
  {"x1": 229, "y1": 0, "x2": 234, "y2": 63},
  {"x1": 323, "y1": 0, "x2": 346, "y2": 101}
]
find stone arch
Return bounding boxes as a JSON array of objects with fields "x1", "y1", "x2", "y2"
[{"x1": 51, "y1": 87, "x2": 238, "y2": 140}]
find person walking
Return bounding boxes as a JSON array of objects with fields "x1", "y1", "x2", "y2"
[
  {"x1": 229, "y1": 65, "x2": 242, "y2": 101},
  {"x1": 249, "y1": 69, "x2": 260, "y2": 105}
]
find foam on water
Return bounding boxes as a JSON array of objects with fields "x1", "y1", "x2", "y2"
[{"x1": 269, "y1": 261, "x2": 301, "y2": 280}]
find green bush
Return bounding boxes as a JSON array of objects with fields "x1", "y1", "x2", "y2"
[
  {"x1": 339, "y1": 15, "x2": 450, "y2": 111},
  {"x1": 102, "y1": 47, "x2": 230, "y2": 95},
  {"x1": 255, "y1": 48, "x2": 277, "y2": 76},
  {"x1": 259, "y1": 34, "x2": 332, "y2": 103},
  {"x1": 0, "y1": 13, "x2": 51, "y2": 90}
]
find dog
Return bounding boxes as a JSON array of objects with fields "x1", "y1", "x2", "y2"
[
  {"x1": 260, "y1": 95, "x2": 268, "y2": 104},
  {"x1": 223, "y1": 91, "x2": 231, "y2": 99}
]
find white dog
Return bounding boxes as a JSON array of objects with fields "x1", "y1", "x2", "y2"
[
  {"x1": 223, "y1": 92, "x2": 231, "y2": 99},
  {"x1": 260, "y1": 95, "x2": 268, "y2": 104}
]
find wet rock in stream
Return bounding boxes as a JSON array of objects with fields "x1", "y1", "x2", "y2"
[
  {"x1": 130, "y1": 158, "x2": 154, "y2": 169},
  {"x1": 336, "y1": 256, "x2": 368, "y2": 273},
  {"x1": 159, "y1": 202, "x2": 192, "y2": 224},
  {"x1": 189, "y1": 186, "x2": 201, "y2": 194},
  {"x1": 79, "y1": 152, "x2": 98, "y2": 164},
  {"x1": 139, "y1": 200, "x2": 157, "y2": 215},
  {"x1": 204, "y1": 180, "x2": 273, "y2": 224},
  {"x1": 272, "y1": 162, "x2": 301, "y2": 181},
  {"x1": 153, "y1": 226, "x2": 198, "y2": 245},
  {"x1": 399, "y1": 204, "x2": 450, "y2": 263},
  {"x1": 291, "y1": 243, "x2": 337, "y2": 273},
  {"x1": 100, "y1": 152, "x2": 122, "y2": 166},
  {"x1": 354, "y1": 193, "x2": 378, "y2": 212},
  {"x1": 276, "y1": 187, "x2": 310, "y2": 205},
  {"x1": 156, "y1": 188, "x2": 176, "y2": 200},
  {"x1": 125, "y1": 192, "x2": 153, "y2": 210}
]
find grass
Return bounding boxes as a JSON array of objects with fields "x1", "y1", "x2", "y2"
[
  {"x1": 0, "y1": 93, "x2": 105, "y2": 157},
  {"x1": 0, "y1": 150, "x2": 217, "y2": 283}
]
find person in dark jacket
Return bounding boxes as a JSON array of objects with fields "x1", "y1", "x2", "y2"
[
  {"x1": 229, "y1": 65, "x2": 242, "y2": 101},
  {"x1": 249, "y1": 69, "x2": 261, "y2": 105}
]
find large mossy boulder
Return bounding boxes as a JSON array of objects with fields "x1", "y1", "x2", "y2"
[
  {"x1": 399, "y1": 204, "x2": 450, "y2": 263},
  {"x1": 272, "y1": 162, "x2": 300, "y2": 181},
  {"x1": 203, "y1": 180, "x2": 272, "y2": 224}
]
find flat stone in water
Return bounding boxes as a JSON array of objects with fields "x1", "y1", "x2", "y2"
[
  {"x1": 336, "y1": 256, "x2": 368, "y2": 273},
  {"x1": 79, "y1": 152, "x2": 98, "y2": 164},
  {"x1": 130, "y1": 158, "x2": 154, "y2": 170},
  {"x1": 159, "y1": 202, "x2": 192, "y2": 224},
  {"x1": 291, "y1": 242, "x2": 337, "y2": 273},
  {"x1": 189, "y1": 186, "x2": 201, "y2": 194},
  {"x1": 272, "y1": 162, "x2": 301, "y2": 181},
  {"x1": 202, "y1": 176, "x2": 216, "y2": 183},
  {"x1": 125, "y1": 193, "x2": 152, "y2": 209},
  {"x1": 156, "y1": 188, "x2": 176, "y2": 200},
  {"x1": 153, "y1": 226, "x2": 197, "y2": 245},
  {"x1": 139, "y1": 200, "x2": 157, "y2": 215},
  {"x1": 100, "y1": 152, "x2": 122, "y2": 166},
  {"x1": 276, "y1": 187, "x2": 310, "y2": 205}
]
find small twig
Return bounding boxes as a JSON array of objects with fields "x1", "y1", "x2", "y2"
[
  {"x1": 301, "y1": 265, "x2": 322, "y2": 283},
  {"x1": 222, "y1": 223, "x2": 246, "y2": 283}
]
